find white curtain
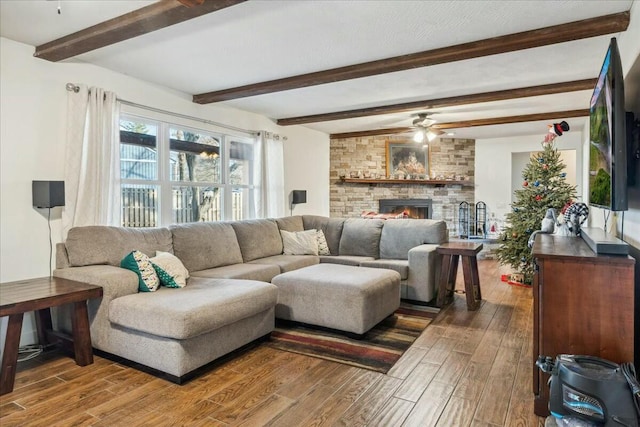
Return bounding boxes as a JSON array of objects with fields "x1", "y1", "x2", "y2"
[
  {"x1": 254, "y1": 131, "x2": 285, "y2": 218},
  {"x1": 62, "y1": 85, "x2": 120, "y2": 236}
]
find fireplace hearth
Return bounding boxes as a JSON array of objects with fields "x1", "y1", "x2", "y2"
[{"x1": 379, "y1": 199, "x2": 432, "y2": 219}]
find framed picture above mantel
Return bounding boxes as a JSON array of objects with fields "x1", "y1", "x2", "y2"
[{"x1": 386, "y1": 141, "x2": 429, "y2": 179}]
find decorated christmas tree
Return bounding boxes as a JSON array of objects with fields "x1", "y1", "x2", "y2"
[{"x1": 496, "y1": 123, "x2": 577, "y2": 285}]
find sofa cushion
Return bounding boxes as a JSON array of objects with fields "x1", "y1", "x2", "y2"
[
  {"x1": 150, "y1": 251, "x2": 189, "y2": 288},
  {"x1": 249, "y1": 254, "x2": 319, "y2": 273},
  {"x1": 65, "y1": 226, "x2": 173, "y2": 267},
  {"x1": 169, "y1": 222, "x2": 243, "y2": 272},
  {"x1": 359, "y1": 259, "x2": 409, "y2": 280},
  {"x1": 302, "y1": 215, "x2": 345, "y2": 256},
  {"x1": 338, "y1": 218, "x2": 384, "y2": 258},
  {"x1": 275, "y1": 216, "x2": 304, "y2": 232},
  {"x1": 231, "y1": 219, "x2": 283, "y2": 262},
  {"x1": 120, "y1": 250, "x2": 160, "y2": 292},
  {"x1": 281, "y1": 229, "x2": 319, "y2": 255},
  {"x1": 379, "y1": 219, "x2": 448, "y2": 260},
  {"x1": 190, "y1": 263, "x2": 280, "y2": 282},
  {"x1": 109, "y1": 279, "x2": 278, "y2": 340}
]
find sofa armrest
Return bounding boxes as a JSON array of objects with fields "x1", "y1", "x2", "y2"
[
  {"x1": 52, "y1": 266, "x2": 138, "y2": 346},
  {"x1": 406, "y1": 244, "x2": 441, "y2": 303},
  {"x1": 54, "y1": 265, "x2": 138, "y2": 300},
  {"x1": 56, "y1": 243, "x2": 71, "y2": 269}
]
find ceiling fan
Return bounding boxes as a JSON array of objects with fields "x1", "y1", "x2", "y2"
[{"x1": 411, "y1": 112, "x2": 446, "y2": 143}]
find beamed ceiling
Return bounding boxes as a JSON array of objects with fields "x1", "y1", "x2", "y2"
[{"x1": 0, "y1": 0, "x2": 637, "y2": 140}]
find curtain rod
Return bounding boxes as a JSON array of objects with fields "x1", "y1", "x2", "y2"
[{"x1": 65, "y1": 83, "x2": 259, "y2": 137}]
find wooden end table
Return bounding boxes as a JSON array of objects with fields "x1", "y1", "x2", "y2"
[
  {"x1": 436, "y1": 242, "x2": 483, "y2": 310},
  {"x1": 0, "y1": 277, "x2": 103, "y2": 395}
]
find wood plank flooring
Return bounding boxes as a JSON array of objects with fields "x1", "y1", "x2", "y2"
[{"x1": 0, "y1": 259, "x2": 546, "y2": 426}]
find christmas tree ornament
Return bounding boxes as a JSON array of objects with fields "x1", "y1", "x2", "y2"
[
  {"x1": 523, "y1": 181, "x2": 529, "y2": 187},
  {"x1": 512, "y1": 232, "x2": 518, "y2": 238},
  {"x1": 521, "y1": 257, "x2": 527, "y2": 263},
  {"x1": 543, "y1": 164, "x2": 549, "y2": 170},
  {"x1": 536, "y1": 195, "x2": 542, "y2": 201},
  {"x1": 513, "y1": 207, "x2": 519, "y2": 212},
  {"x1": 538, "y1": 158, "x2": 544, "y2": 163},
  {"x1": 551, "y1": 120, "x2": 570, "y2": 136},
  {"x1": 543, "y1": 121, "x2": 570, "y2": 144},
  {"x1": 534, "y1": 181, "x2": 540, "y2": 187},
  {"x1": 560, "y1": 172, "x2": 566, "y2": 178}
]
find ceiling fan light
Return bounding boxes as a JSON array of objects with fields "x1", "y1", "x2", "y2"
[
  {"x1": 413, "y1": 130, "x2": 425, "y2": 143},
  {"x1": 426, "y1": 130, "x2": 438, "y2": 142}
]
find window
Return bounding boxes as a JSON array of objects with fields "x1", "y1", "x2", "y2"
[{"x1": 119, "y1": 114, "x2": 256, "y2": 227}]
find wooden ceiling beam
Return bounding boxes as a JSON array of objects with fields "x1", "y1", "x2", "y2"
[
  {"x1": 329, "y1": 109, "x2": 590, "y2": 139},
  {"x1": 177, "y1": 0, "x2": 206, "y2": 6},
  {"x1": 34, "y1": 0, "x2": 246, "y2": 62},
  {"x1": 277, "y1": 79, "x2": 596, "y2": 126},
  {"x1": 193, "y1": 11, "x2": 629, "y2": 104},
  {"x1": 330, "y1": 127, "x2": 415, "y2": 140}
]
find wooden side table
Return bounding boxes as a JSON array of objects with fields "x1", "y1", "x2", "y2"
[
  {"x1": 436, "y1": 242, "x2": 483, "y2": 310},
  {"x1": 0, "y1": 277, "x2": 103, "y2": 395}
]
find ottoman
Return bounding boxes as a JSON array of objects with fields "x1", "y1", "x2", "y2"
[{"x1": 271, "y1": 263, "x2": 401, "y2": 335}]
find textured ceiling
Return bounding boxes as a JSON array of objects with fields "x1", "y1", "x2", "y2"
[{"x1": 0, "y1": 0, "x2": 636, "y2": 139}]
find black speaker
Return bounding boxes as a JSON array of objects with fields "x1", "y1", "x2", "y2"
[
  {"x1": 292, "y1": 190, "x2": 307, "y2": 205},
  {"x1": 32, "y1": 181, "x2": 65, "y2": 208}
]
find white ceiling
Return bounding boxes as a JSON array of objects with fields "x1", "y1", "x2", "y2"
[{"x1": 0, "y1": 0, "x2": 636, "y2": 139}]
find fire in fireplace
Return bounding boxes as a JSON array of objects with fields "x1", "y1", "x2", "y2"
[{"x1": 379, "y1": 199, "x2": 432, "y2": 219}]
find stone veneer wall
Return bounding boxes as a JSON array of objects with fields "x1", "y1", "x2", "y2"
[{"x1": 330, "y1": 135, "x2": 476, "y2": 235}]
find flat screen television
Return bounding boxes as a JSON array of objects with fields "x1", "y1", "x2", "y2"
[{"x1": 588, "y1": 37, "x2": 627, "y2": 211}]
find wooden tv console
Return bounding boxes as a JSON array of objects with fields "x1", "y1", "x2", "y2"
[{"x1": 531, "y1": 234, "x2": 635, "y2": 417}]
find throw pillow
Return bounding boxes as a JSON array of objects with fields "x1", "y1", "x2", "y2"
[
  {"x1": 150, "y1": 251, "x2": 189, "y2": 288},
  {"x1": 151, "y1": 263, "x2": 180, "y2": 288},
  {"x1": 281, "y1": 229, "x2": 319, "y2": 255},
  {"x1": 316, "y1": 229, "x2": 331, "y2": 255},
  {"x1": 120, "y1": 250, "x2": 160, "y2": 292}
]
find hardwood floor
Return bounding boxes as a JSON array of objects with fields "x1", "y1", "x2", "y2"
[{"x1": 0, "y1": 259, "x2": 546, "y2": 426}]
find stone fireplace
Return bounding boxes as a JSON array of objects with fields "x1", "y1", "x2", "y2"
[
  {"x1": 379, "y1": 199, "x2": 432, "y2": 219},
  {"x1": 329, "y1": 135, "x2": 476, "y2": 235}
]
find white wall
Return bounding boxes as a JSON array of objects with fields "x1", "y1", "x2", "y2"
[
  {"x1": 0, "y1": 37, "x2": 329, "y2": 350},
  {"x1": 282, "y1": 126, "x2": 330, "y2": 216},
  {"x1": 475, "y1": 131, "x2": 585, "y2": 221}
]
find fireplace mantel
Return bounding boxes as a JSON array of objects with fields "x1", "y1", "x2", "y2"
[{"x1": 339, "y1": 178, "x2": 473, "y2": 186}]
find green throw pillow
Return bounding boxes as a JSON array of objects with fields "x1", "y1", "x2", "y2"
[
  {"x1": 120, "y1": 250, "x2": 160, "y2": 292},
  {"x1": 151, "y1": 263, "x2": 180, "y2": 288}
]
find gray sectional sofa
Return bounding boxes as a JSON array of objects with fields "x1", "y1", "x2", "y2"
[{"x1": 53, "y1": 215, "x2": 447, "y2": 382}]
